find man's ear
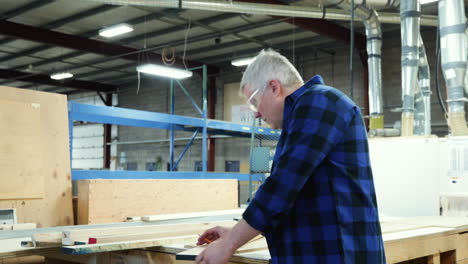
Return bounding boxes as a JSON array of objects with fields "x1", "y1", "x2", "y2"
[{"x1": 269, "y1": 79, "x2": 282, "y2": 97}]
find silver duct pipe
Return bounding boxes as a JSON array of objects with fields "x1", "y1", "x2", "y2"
[
  {"x1": 335, "y1": 0, "x2": 400, "y2": 9},
  {"x1": 325, "y1": 1, "x2": 384, "y2": 130},
  {"x1": 368, "y1": 128, "x2": 400, "y2": 137},
  {"x1": 364, "y1": 9, "x2": 384, "y2": 130},
  {"x1": 74, "y1": 0, "x2": 437, "y2": 26},
  {"x1": 439, "y1": 0, "x2": 468, "y2": 136},
  {"x1": 414, "y1": 34, "x2": 431, "y2": 135},
  {"x1": 465, "y1": 27, "x2": 468, "y2": 96},
  {"x1": 400, "y1": 0, "x2": 420, "y2": 136}
]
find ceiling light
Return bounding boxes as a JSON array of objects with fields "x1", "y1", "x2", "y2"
[
  {"x1": 50, "y1": 72, "x2": 73, "y2": 80},
  {"x1": 99, "y1": 23, "x2": 134, "y2": 38},
  {"x1": 420, "y1": 0, "x2": 438, "y2": 5},
  {"x1": 136, "y1": 64, "x2": 193, "y2": 79},
  {"x1": 231, "y1": 57, "x2": 255, "y2": 67}
]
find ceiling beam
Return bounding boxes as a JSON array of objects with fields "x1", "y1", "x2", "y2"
[
  {"x1": 236, "y1": 0, "x2": 367, "y2": 49},
  {"x1": 0, "y1": 4, "x2": 118, "y2": 47},
  {"x1": 0, "y1": 69, "x2": 116, "y2": 92},
  {"x1": 279, "y1": 17, "x2": 367, "y2": 49},
  {"x1": 0, "y1": 19, "x2": 203, "y2": 69},
  {"x1": 0, "y1": 9, "x2": 169, "y2": 64},
  {"x1": 2, "y1": 13, "x2": 241, "y2": 72},
  {"x1": 0, "y1": 17, "x2": 279, "y2": 88},
  {"x1": 0, "y1": 0, "x2": 54, "y2": 20}
]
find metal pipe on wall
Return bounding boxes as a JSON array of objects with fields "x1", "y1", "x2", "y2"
[
  {"x1": 414, "y1": 34, "x2": 432, "y2": 135},
  {"x1": 74, "y1": 0, "x2": 437, "y2": 26},
  {"x1": 327, "y1": 0, "x2": 384, "y2": 130},
  {"x1": 439, "y1": 0, "x2": 468, "y2": 136},
  {"x1": 363, "y1": 9, "x2": 384, "y2": 130},
  {"x1": 400, "y1": 0, "x2": 420, "y2": 136}
]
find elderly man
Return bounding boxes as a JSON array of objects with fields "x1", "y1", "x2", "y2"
[{"x1": 196, "y1": 49, "x2": 386, "y2": 264}]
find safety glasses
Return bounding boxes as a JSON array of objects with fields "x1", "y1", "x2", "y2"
[{"x1": 246, "y1": 86, "x2": 266, "y2": 112}]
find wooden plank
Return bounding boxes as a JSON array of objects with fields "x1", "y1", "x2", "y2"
[
  {"x1": 140, "y1": 209, "x2": 244, "y2": 222},
  {"x1": 61, "y1": 221, "x2": 236, "y2": 246},
  {"x1": 77, "y1": 179, "x2": 238, "y2": 224},
  {"x1": 0, "y1": 86, "x2": 73, "y2": 228},
  {"x1": 30, "y1": 221, "x2": 235, "y2": 246},
  {"x1": 0, "y1": 100, "x2": 43, "y2": 199},
  {"x1": 0, "y1": 224, "x2": 36, "y2": 232},
  {"x1": 61, "y1": 235, "x2": 199, "y2": 255},
  {"x1": 87, "y1": 229, "x2": 208, "y2": 245}
]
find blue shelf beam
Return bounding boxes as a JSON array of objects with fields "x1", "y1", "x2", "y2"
[{"x1": 68, "y1": 102, "x2": 280, "y2": 139}]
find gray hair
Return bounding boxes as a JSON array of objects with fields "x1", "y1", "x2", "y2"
[{"x1": 239, "y1": 49, "x2": 303, "y2": 96}]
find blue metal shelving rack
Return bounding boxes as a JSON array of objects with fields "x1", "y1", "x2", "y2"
[{"x1": 68, "y1": 65, "x2": 280, "y2": 181}]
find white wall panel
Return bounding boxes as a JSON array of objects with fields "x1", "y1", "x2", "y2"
[{"x1": 369, "y1": 137, "x2": 441, "y2": 217}]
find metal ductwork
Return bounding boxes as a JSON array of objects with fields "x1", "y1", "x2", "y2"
[
  {"x1": 329, "y1": 0, "x2": 400, "y2": 9},
  {"x1": 400, "y1": 0, "x2": 420, "y2": 136},
  {"x1": 75, "y1": 0, "x2": 437, "y2": 26},
  {"x1": 363, "y1": 9, "x2": 384, "y2": 130},
  {"x1": 414, "y1": 34, "x2": 431, "y2": 135},
  {"x1": 326, "y1": 0, "x2": 384, "y2": 130},
  {"x1": 439, "y1": 0, "x2": 468, "y2": 136}
]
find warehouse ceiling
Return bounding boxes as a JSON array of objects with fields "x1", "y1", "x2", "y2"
[{"x1": 0, "y1": 0, "x2": 444, "y2": 95}]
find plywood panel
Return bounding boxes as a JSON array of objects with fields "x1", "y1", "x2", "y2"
[
  {"x1": 0, "y1": 100, "x2": 44, "y2": 199},
  {"x1": 77, "y1": 179, "x2": 238, "y2": 224},
  {"x1": 0, "y1": 86, "x2": 73, "y2": 227}
]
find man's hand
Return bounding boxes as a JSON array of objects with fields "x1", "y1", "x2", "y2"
[
  {"x1": 195, "y1": 219, "x2": 261, "y2": 264},
  {"x1": 197, "y1": 226, "x2": 231, "y2": 246},
  {"x1": 195, "y1": 236, "x2": 235, "y2": 264}
]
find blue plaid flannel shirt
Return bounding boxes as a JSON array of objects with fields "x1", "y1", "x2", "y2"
[{"x1": 243, "y1": 75, "x2": 386, "y2": 264}]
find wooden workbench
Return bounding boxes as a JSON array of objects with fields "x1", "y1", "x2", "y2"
[{"x1": 1, "y1": 215, "x2": 467, "y2": 264}]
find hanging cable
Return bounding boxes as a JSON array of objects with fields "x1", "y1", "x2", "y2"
[
  {"x1": 182, "y1": 18, "x2": 192, "y2": 69},
  {"x1": 435, "y1": 26, "x2": 448, "y2": 115},
  {"x1": 349, "y1": 0, "x2": 355, "y2": 100}
]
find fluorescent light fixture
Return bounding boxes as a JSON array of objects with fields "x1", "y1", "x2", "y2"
[
  {"x1": 136, "y1": 64, "x2": 193, "y2": 79},
  {"x1": 99, "y1": 23, "x2": 134, "y2": 38},
  {"x1": 231, "y1": 57, "x2": 255, "y2": 67},
  {"x1": 420, "y1": 0, "x2": 438, "y2": 4},
  {"x1": 50, "y1": 72, "x2": 73, "y2": 80}
]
